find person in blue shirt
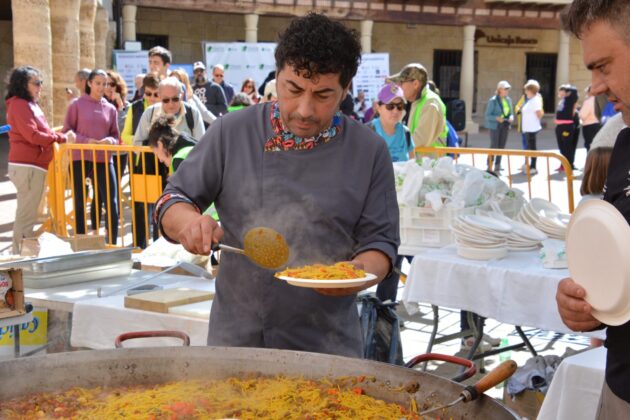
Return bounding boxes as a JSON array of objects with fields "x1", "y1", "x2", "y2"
[{"x1": 367, "y1": 82, "x2": 413, "y2": 163}]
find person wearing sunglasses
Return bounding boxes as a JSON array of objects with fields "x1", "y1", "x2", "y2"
[
  {"x1": 240, "y1": 78, "x2": 260, "y2": 104},
  {"x1": 6, "y1": 66, "x2": 75, "y2": 254},
  {"x1": 365, "y1": 83, "x2": 413, "y2": 304},
  {"x1": 192, "y1": 61, "x2": 228, "y2": 117},
  {"x1": 366, "y1": 83, "x2": 413, "y2": 163},
  {"x1": 133, "y1": 76, "x2": 205, "y2": 147}
]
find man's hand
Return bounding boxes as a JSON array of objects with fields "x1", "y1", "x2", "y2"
[
  {"x1": 162, "y1": 202, "x2": 224, "y2": 255},
  {"x1": 556, "y1": 278, "x2": 602, "y2": 332}
]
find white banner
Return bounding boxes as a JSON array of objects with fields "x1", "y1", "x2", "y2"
[
  {"x1": 202, "y1": 42, "x2": 277, "y2": 92},
  {"x1": 353, "y1": 53, "x2": 390, "y2": 101},
  {"x1": 113, "y1": 50, "x2": 149, "y2": 100}
]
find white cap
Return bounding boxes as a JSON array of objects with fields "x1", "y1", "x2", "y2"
[
  {"x1": 193, "y1": 61, "x2": 206, "y2": 71},
  {"x1": 497, "y1": 80, "x2": 511, "y2": 90},
  {"x1": 524, "y1": 79, "x2": 540, "y2": 89}
]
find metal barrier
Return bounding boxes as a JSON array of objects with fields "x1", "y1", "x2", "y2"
[
  {"x1": 47, "y1": 142, "x2": 164, "y2": 247},
  {"x1": 414, "y1": 147, "x2": 577, "y2": 213}
]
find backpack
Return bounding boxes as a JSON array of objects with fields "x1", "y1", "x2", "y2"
[{"x1": 359, "y1": 294, "x2": 404, "y2": 365}]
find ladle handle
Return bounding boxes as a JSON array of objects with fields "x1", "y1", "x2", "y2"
[
  {"x1": 461, "y1": 360, "x2": 517, "y2": 402},
  {"x1": 211, "y1": 243, "x2": 245, "y2": 255}
]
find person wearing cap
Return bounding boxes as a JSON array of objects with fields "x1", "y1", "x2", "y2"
[
  {"x1": 367, "y1": 83, "x2": 413, "y2": 163},
  {"x1": 520, "y1": 79, "x2": 544, "y2": 175},
  {"x1": 366, "y1": 82, "x2": 413, "y2": 303},
  {"x1": 484, "y1": 80, "x2": 514, "y2": 172},
  {"x1": 192, "y1": 61, "x2": 228, "y2": 117},
  {"x1": 388, "y1": 63, "x2": 448, "y2": 148}
]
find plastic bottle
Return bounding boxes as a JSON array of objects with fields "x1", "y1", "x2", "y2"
[{"x1": 497, "y1": 338, "x2": 511, "y2": 388}]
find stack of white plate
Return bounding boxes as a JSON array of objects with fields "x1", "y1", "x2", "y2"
[
  {"x1": 482, "y1": 212, "x2": 548, "y2": 251},
  {"x1": 516, "y1": 198, "x2": 569, "y2": 240},
  {"x1": 451, "y1": 215, "x2": 512, "y2": 260}
]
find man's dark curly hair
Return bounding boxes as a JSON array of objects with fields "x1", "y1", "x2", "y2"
[
  {"x1": 5, "y1": 66, "x2": 41, "y2": 102},
  {"x1": 274, "y1": 13, "x2": 361, "y2": 88},
  {"x1": 562, "y1": 0, "x2": 630, "y2": 41}
]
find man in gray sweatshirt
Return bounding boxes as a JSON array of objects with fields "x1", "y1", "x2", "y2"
[{"x1": 156, "y1": 13, "x2": 399, "y2": 358}]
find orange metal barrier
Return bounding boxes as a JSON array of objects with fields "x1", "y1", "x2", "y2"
[
  {"x1": 47, "y1": 142, "x2": 164, "y2": 247},
  {"x1": 414, "y1": 147, "x2": 577, "y2": 213}
]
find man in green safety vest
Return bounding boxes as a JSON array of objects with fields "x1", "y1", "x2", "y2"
[{"x1": 388, "y1": 63, "x2": 448, "y2": 148}]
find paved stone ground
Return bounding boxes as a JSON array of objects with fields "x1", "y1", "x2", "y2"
[{"x1": 0, "y1": 126, "x2": 592, "y2": 410}]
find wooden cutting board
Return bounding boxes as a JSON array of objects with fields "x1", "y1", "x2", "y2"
[{"x1": 124, "y1": 288, "x2": 214, "y2": 313}]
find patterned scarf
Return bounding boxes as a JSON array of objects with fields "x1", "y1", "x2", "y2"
[{"x1": 264, "y1": 101, "x2": 342, "y2": 152}]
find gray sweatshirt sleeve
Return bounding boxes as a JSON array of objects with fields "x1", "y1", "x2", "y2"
[{"x1": 351, "y1": 140, "x2": 400, "y2": 265}]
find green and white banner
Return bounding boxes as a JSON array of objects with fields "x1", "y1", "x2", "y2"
[{"x1": 202, "y1": 42, "x2": 277, "y2": 92}]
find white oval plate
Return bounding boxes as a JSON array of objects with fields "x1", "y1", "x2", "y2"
[
  {"x1": 276, "y1": 273, "x2": 377, "y2": 289},
  {"x1": 567, "y1": 200, "x2": 630, "y2": 326},
  {"x1": 460, "y1": 215, "x2": 513, "y2": 234}
]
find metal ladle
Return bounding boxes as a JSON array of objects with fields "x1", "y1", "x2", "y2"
[{"x1": 211, "y1": 227, "x2": 289, "y2": 270}]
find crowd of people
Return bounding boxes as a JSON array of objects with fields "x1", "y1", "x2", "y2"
[
  {"x1": 3, "y1": 4, "x2": 630, "y2": 416},
  {"x1": 484, "y1": 75, "x2": 621, "y2": 176},
  {"x1": 4, "y1": 43, "x2": 285, "y2": 251}
]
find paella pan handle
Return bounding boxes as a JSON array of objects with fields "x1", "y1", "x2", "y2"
[
  {"x1": 404, "y1": 353, "x2": 476, "y2": 381},
  {"x1": 114, "y1": 330, "x2": 191, "y2": 348},
  {"x1": 461, "y1": 360, "x2": 518, "y2": 402}
]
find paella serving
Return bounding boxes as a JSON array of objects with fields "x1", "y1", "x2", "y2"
[{"x1": 0, "y1": 374, "x2": 432, "y2": 420}]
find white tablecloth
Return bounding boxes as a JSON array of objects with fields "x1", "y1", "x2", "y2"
[
  {"x1": 537, "y1": 347, "x2": 607, "y2": 420},
  {"x1": 71, "y1": 274, "x2": 214, "y2": 349},
  {"x1": 25, "y1": 271, "x2": 215, "y2": 349},
  {"x1": 402, "y1": 246, "x2": 603, "y2": 336}
]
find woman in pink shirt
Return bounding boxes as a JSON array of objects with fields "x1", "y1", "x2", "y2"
[
  {"x1": 63, "y1": 69, "x2": 120, "y2": 244},
  {"x1": 6, "y1": 66, "x2": 75, "y2": 254}
]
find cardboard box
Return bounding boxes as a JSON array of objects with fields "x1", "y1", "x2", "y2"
[
  {"x1": 503, "y1": 388, "x2": 545, "y2": 420},
  {"x1": 0, "y1": 269, "x2": 25, "y2": 320},
  {"x1": 21, "y1": 234, "x2": 106, "y2": 257}
]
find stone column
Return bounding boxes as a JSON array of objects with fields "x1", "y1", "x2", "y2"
[
  {"x1": 460, "y1": 24, "x2": 479, "y2": 133},
  {"x1": 556, "y1": 30, "x2": 570, "y2": 89},
  {"x1": 122, "y1": 4, "x2": 137, "y2": 42},
  {"x1": 244, "y1": 14, "x2": 258, "y2": 43},
  {"x1": 94, "y1": 6, "x2": 109, "y2": 69},
  {"x1": 12, "y1": 0, "x2": 54, "y2": 123},
  {"x1": 79, "y1": 0, "x2": 97, "y2": 69},
  {"x1": 50, "y1": 0, "x2": 81, "y2": 126},
  {"x1": 360, "y1": 20, "x2": 373, "y2": 54}
]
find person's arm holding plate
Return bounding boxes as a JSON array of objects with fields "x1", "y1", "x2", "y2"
[
  {"x1": 316, "y1": 139, "x2": 399, "y2": 296},
  {"x1": 556, "y1": 277, "x2": 603, "y2": 332}
]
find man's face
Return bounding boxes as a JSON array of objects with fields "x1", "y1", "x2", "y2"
[
  {"x1": 194, "y1": 69, "x2": 206, "y2": 84},
  {"x1": 212, "y1": 68, "x2": 225, "y2": 84},
  {"x1": 144, "y1": 86, "x2": 160, "y2": 106},
  {"x1": 582, "y1": 21, "x2": 630, "y2": 125},
  {"x1": 149, "y1": 55, "x2": 169, "y2": 76},
  {"x1": 276, "y1": 64, "x2": 348, "y2": 138},
  {"x1": 159, "y1": 85, "x2": 182, "y2": 115},
  {"x1": 400, "y1": 79, "x2": 421, "y2": 102}
]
